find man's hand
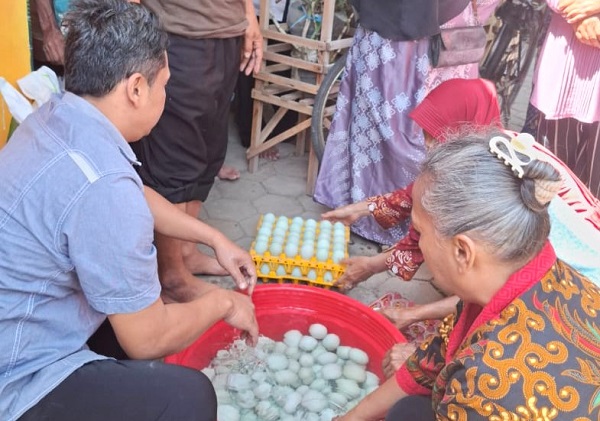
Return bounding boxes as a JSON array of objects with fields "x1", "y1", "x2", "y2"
[
  {"x1": 240, "y1": 4, "x2": 263, "y2": 75},
  {"x1": 382, "y1": 343, "x2": 417, "y2": 379},
  {"x1": 559, "y1": 0, "x2": 600, "y2": 23},
  {"x1": 321, "y1": 201, "x2": 370, "y2": 226},
  {"x1": 573, "y1": 14, "x2": 600, "y2": 48},
  {"x1": 222, "y1": 290, "x2": 259, "y2": 345},
  {"x1": 213, "y1": 237, "x2": 258, "y2": 295}
]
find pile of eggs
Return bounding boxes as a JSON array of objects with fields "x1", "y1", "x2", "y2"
[
  {"x1": 202, "y1": 323, "x2": 379, "y2": 421},
  {"x1": 254, "y1": 214, "x2": 347, "y2": 263}
]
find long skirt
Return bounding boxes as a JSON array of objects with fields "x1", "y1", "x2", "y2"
[{"x1": 313, "y1": 26, "x2": 430, "y2": 245}]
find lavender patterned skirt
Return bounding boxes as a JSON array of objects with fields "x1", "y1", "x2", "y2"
[{"x1": 313, "y1": 26, "x2": 430, "y2": 245}]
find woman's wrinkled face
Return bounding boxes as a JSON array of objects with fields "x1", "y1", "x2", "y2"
[{"x1": 411, "y1": 177, "x2": 458, "y2": 296}]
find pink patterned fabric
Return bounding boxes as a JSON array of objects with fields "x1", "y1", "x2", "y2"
[{"x1": 531, "y1": 2, "x2": 600, "y2": 123}]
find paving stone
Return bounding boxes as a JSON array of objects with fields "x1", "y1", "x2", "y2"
[
  {"x1": 262, "y1": 175, "x2": 307, "y2": 197},
  {"x1": 214, "y1": 178, "x2": 266, "y2": 201},
  {"x1": 252, "y1": 194, "x2": 302, "y2": 216},
  {"x1": 204, "y1": 218, "x2": 245, "y2": 242},
  {"x1": 272, "y1": 155, "x2": 311, "y2": 178},
  {"x1": 297, "y1": 194, "x2": 329, "y2": 214},
  {"x1": 203, "y1": 198, "x2": 257, "y2": 221}
]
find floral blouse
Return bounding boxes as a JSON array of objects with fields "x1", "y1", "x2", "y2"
[
  {"x1": 366, "y1": 183, "x2": 423, "y2": 281},
  {"x1": 396, "y1": 242, "x2": 600, "y2": 420}
]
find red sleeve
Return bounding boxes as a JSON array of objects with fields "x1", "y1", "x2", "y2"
[
  {"x1": 367, "y1": 184, "x2": 414, "y2": 229},
  {"x1": 386, "y1": 224, "x2": 423, "y2": 281},
  {"x1": 396, "y1": 334, "x2": 446, "y2": 396}
]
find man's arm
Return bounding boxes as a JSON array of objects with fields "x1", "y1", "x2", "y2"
[
  {"x1": 144, "y1": 186, "x2": 257, "y2": 293},
  {"x1": 32, "y1": 0, "x2": 65, "y2": 64},
  {"x1": 109, "y1": 289, "x2": 258, "y2": 359}
]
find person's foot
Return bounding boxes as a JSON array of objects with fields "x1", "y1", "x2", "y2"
[
  {"x1": 259, "y1": 146, "x2": 279, "y2": 161},
  {"x1": 183, "y1": 250, "x2": 229, "y2": 276},
  {"x1": 160, "y1": 272, "x2": 219, "y2": 303},
  {"x1": 217, "y1": 165, "x2": 240, "y2": 181}
]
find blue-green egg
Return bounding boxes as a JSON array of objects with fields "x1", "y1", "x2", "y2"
[
  {"x1": 270, "y1": 242, "x2": 283, "y2": 256},
  {"x1": 258, "y1": 226, "x2": 272, "y2": 237},
  {"x1": 260, "y1": 263, "x2": 270, "y2": 275},
  {"x1": 324, "y1": 271, "x2": 334, "y2": 282},
  {"x1": 332, "y1": 250, "x2": 345, "y2": 264},
  {"x1": 254, "y1": 240, "x2": 268, "y2": 255},
  {"x1": 307, "y1": 269, "x2": 317, "y2": 280},
  {"x1": 333, "y1": 221, "x2": 345, "y2": 231},
  {"x1": 292, "y1": 216, "x2": 304, "y2": 225},
  {"x1": 291, "y1": 266, "x2": 302, "y2": 277},
  {"x1": 301, "y1": 244, "x2": 314, "y2": 259},
  {"x1": 320, "y1": 220, "x2": 332, "y2": 230},
  {"x1": 316, "y1": 247, "x2": 329, "y2": 262},
  {"x1": 276, "y1": 265, "x2": 287, "y2": 276},
  {"x1": 285, "y1": 243, "x2": 298, "y2": 257},
  {"x1": 305, "y1": 219, "x2": 317, "y2": 229},
  {"x1": 263, "y1": 213, "x2": 276, "y2": 223},
  {"x1": 271, "y1": 234, "x2": 285, "y2": 244}
]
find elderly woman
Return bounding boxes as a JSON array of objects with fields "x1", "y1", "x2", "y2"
[{"x1": 335, "y1": 131, "x2": 600, "y2": 420}]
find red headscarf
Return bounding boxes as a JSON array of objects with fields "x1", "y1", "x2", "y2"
[{"x1": 409, "y1": 78, "x2": 502, "y2": 142}]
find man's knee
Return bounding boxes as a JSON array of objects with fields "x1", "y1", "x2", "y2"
[{"x1": 164, "y1": 365, "x2": 217, "y2": 421}]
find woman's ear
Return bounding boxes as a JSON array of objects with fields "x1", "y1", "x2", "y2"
[{"x1": 453, "y1": 234, "x2": 475, "y2": 273}]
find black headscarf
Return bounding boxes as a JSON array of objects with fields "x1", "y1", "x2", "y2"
[{"x1": 350, "y1": 0, "x2": 471, "y2": 41}]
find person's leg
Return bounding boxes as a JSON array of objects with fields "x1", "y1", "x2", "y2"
[
  {"x1": 582, "y1": 121, "x2": 600, "y2": 198},
  {"x1": 538, "y1": 115, "x2": 600, "y2": 198},
  {"x1": 20, "y1": 360, "x2": 216, "y2": 421},
  {"x1": 130, "y1": 35, "x2": 240, "y2": 293},
  {"x1": 385, "y1": 395, "x2": 435, "y2": 421}
]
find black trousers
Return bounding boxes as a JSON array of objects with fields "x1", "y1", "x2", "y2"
[
  {"x1": 386, "y1": 395, "x2": 436, "y2": 421},
  {"x1": 20, "y1": 321, "x2": 217, "y2": 421}
]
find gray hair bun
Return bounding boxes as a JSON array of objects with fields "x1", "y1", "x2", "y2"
[{"x1": 520, "y1": 160, "x2": 562, "y2": 213}]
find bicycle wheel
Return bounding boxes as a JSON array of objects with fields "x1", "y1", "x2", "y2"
[
  {"x1": 479, "y1": 0, "x2": 548, "y2": 124},
  {"x1": 310, "y1": 54, "x2": 348, "y2": 163}
]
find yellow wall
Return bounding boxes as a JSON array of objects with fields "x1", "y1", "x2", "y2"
[{"x1": 0, "y1": 2, "x2": 32, "y2": 147}]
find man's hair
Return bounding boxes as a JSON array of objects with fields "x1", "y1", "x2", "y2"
[{"x1": 63, "y1": 0, "x2": 168, "y2": 97}]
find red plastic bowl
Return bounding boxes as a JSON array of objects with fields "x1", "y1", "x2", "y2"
[{"x1": 165, "y1": 284, "x2": 406, "y2": 379}]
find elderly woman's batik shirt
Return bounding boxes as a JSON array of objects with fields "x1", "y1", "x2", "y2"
[{"x1": 396, "y1": 242, "x2": 600, "y2": 420}]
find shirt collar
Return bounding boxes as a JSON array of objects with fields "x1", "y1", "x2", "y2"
[
  {"x1": 446, "y1": 241, "x2": 557, "y2": 359},
  {"x1": 61, "y1": 92, "x2": 142, "y2": 167}
]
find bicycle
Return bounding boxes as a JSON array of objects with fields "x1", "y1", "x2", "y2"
[{"x1": 310, "y1": 0, "x2": 550, "y2": 163}]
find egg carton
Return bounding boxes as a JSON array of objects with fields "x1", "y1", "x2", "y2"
[{"x1": 250, "y1": 214, "x2": 350, "y2": 288}]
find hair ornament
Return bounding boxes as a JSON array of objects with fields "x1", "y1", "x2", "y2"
[{"x1": 489, "y1": 133, "x2": 535, "y2": 178}]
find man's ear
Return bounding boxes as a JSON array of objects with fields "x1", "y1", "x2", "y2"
[
  {"x1": 453, "y1": 234, "x2": 475, "y2": 274},
  {"x1": 125, "y1": 73, "x2": 146, "y2": 107}
]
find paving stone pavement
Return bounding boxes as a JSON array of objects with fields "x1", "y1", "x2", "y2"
[{"x1": 199, "y1": 74, "x2": 534, "y2": 308}]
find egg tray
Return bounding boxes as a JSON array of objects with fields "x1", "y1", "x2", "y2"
[{"x1": 250, "y1": 215, "x2": 350, "y2": 289}]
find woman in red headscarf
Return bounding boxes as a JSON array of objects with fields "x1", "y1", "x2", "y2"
[{"x1": 322, "y1": 78, "x2": 502, "y2": 288}]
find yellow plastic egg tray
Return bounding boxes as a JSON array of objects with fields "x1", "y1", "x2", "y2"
[{"x1": 250, "y1": 214, "x2": 350, "y2": 289}]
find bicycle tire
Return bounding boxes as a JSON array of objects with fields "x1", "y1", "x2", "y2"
[{"x1": 310, "y1": 55, "x2": 348, "y2": 164}]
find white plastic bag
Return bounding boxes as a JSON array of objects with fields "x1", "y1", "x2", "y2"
[
  {"x1": 0, "y1": 77, "x2": 33, "y2": 124},
  {"x1": 17, "y1": 66, "x2": 61, "y2": 108}
]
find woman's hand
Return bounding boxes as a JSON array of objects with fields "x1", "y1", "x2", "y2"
[
  {"x1": 382, "y1": 343, "x2": 417, "y2": 379},
  {"x1": 378, "y1": 306, "x2": 420, "y2": 330},
  {"x1": 334, "y1": 256, "x2": 377, "y2": 290},
  {"x1": 213, "y1": 236, "x2": 258, "y2": 294},
  {"x1": 559, "y1": 0, "x2": 600, "y2": 23},
  {"x1": 573, "y1": 14, "x2": 600, "y2": 48},
  {"x1": 321, "y1": 201, "x2": 371, "y2": 226}
]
